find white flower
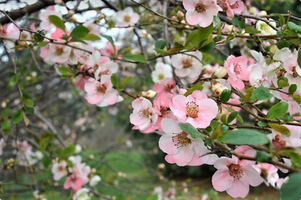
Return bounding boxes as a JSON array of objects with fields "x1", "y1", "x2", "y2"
[
  {"x1": 89, "y1": 175, "x2": 101, "y2": 187},
  {"x1": 151, "y1": 62, "x2": 173, "y2": 83},
  {"x1": 256, "y1": 20, "x2": 277, "y2": 35},
  {"x1": 33, "y1": 190, "x2": 47, "y2": 200},
  {"x1": 73, "y1": 188, "x2": 90, "y2": 200}
]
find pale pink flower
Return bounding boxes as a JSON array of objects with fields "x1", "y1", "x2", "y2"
[
  {"x1": 151, "y1": 62, "x2": 173, "y2": 83},
  {"x1": 267, "y1": 125, "x2": 301, "y2": 148},
  {"x1": 64, "y1": 173, "x2": 87, "y2": 191},
  {"x1": 48, "y1": 43, "x2": 71, "y2": 64},
  {"x1": 171, "y1": 51, "x2": 203, "y2": 79},
  {"x1": 253, "y1": 163, "x2": 279, "y2": 187},
  {"x1": 153, "y1": 77, "x2": 176, "y2": 99},
  {"x1": 225, "y1": 55, "x2": 250, "y2": 90},
  {"x1": 73, "y1": 188, "x2": 90, "y2": 200},
  {"x1": 115, "y1": 7, "x2": 140, "y2": 28},
  {"x1": 212, "y1": 146, "x2": 263, "y2": 198},
  {"x1": 170, "y1": 90, "x2": 218, "y2": 129},
  {"x1": 130, "y1": 97, "x2": 158, "y2": 133},
  {"x1": 51, "y1": 158, "x2": 68, "y2": 181},
  {"x1": 75, "y1": 65, "x2": 93, "y2": 91},
  {"x1": 39, "y1": 6, "x2": 62, "y2": 31},
  {"x1": 159, "y1": 118, "x2": 218, "y2": 166},
  {"x1": 83, "y1": 20, "x2": 100, "y2": 36},
  {"x1": 183, "y1": 0, "x2": 221, "y2": 27},
  {"x1": 218, "y1": 0, "x2": 245, "y2": 18},
  {"x1": 100, "y1": 41, "x2": 121, "y2": 57},
  {"x1": 84, "y1": 76, "x2": 123, "y2": 107},
  {"x1": 0, "y1": 138, "x2": 5, "y2": 155}
]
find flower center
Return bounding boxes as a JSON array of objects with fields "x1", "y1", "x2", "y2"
[
  {"x1": 124, "y1": 15, "x2": 131, "y2": 22},
  {"x1": 164, "y1": 84, "x2": 174, "y2": 93},
  {"x1": 98, "y1": 69, "x2": 110, "y2": 77},
  {"x1": 55, "y1": 46, "x2": 64, "y2": 56},
  {"x1": 228, "y1": 164, "x2": 243, "y2": 180},
  {"x1": 58, "y1": 165, "x2": 65, "y2": 171},
  {"x1": 159, "y1": 106, "x2": 169, "y2": 116},
  {"x1": 195, "y1": 3, "x2": 206, "y2": 13},
  {"x1": 158, "y1": 74, "x2": 165, "y2": 80},
  {"x1": 272, "y1": 134, "x2": 286, "y2": 149},
  {"x1": 172, "y1": 132, "x2": 191, "y2": 148},
  {"x1": 233, "y1": 63, "x2": 242, "y2": 74},
  {"x1": 96, "y1": 83, "x2": 107, "y2": 94},
  {"x1": 186, "y1": 101, "x2": 199, "y2": 118},
  {"x1": 182, "y1": 57, "x2": 193, "y2": 68},
  {"x1": 139, "y1": 108, "x2": 151, "y2": 118}
]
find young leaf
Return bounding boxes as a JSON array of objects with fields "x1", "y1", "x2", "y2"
[
  {"x1": 1, "y1": 120, "x2": 11, "y2": 132},
  {"x1": 60, "y1": 144, "x2": 76, "y2": 157},
  {"x1": 220, "y1": 89, "x2": 231, "y2": 103},
  {"x1": 102, "y1": 34, "x2": 116, "y2": 55},
  {"x1": 178, "y1": 124, "x2": 206, "y2": 139},
  {"x1": 155, "y1": 40, "x2": 168, "y2": 50},
  {"x1": 122, "y1": 54, "x2": 146, "y2": 63},
  {"x1": 12, "y1": 110, "x2": 24, "y2": 124},
  {"x1": 280, "y1": 173, "x2": 301, "y2": 200},
  {"x1": 232, "y1": 16, "x2": 245, "y2": 31},
  {"x1": 111, "y1": 73, "x2": 118, "y2": 86},
  {"x1": 227, "y1": 111, "x2": 238, "y2": 124},
  {"x1": 248, "y1": 86, "x2": 273, "y2": 101},
  {"x1": 298, "y1": 47, "x2": 301, "y2": 69},
  {"x1": 79, "y1": 34, "x2": 101, "y2": 41},
  {"x1": 267, "y1": 102, "x2": 288, "y2": 119},
  {"x1": 48, "y1": 15, "x2": 65, "y2": 31},
  {"x1": 118, "y1": 76, "x2": 133, "y2": 86},
  {"x1": 255, "y1": 151, "x2": 272, "y2": 163},
  {"x1": 58, "y1": 66, "x2": 74, "y2": 76},
  {"x1": 70, "y1": 25, "x2": 90, "y2": 38},
  {"x1": 222, "y1": 129, "x2": 269, "y2": 145},
  {"x1": 289, "y1": 84, "x2": 297, "y2": 95},
  {"x1": 268, "y1": 123, "x2": 290, "y2": 137},
  {"x1": 24, "y1": 99, "x2": 34, "y2": 108}
]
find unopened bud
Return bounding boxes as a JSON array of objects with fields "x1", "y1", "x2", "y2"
[
  {"x1": 270, "y1": 45, "x2": 279, "y2": 55},
  {"x1": 249, "y1": 7, "x2": 256, "y2": 15},
  {"x1": 171, "y1": 16, "x2": 177, "y2": 21},
  {"x1": 54, "y1": 0, "x2": 63, "y2": 5},
  {"x1": 141, "y1": 29, "x2": 147, "y2": 35},
  {"x1": 179, "y1": 88, "x2": 187, "y2": 95},
  {"x1": 212, "y1": 67, "x2": 227, "y2": 78},
  {"x1": 216, "y1": 109, "x2": 227, "y2": 120},
  {"x1": 211, "y1": 81, "x2": 228, "y2": 96},
  {"x1": 259, "y1": 11, "x2": 267, "y2": 16},
  {"x1": 68, "y1": 10, "x2": 74, "y2": 16},
  {"x1": 226, "y1": 25, "x2": 234, "y2": 32},
  {"x1": 139, "y1": 90, "x2": 156, "y2": 98},
  {"x1": 177, "y1": 11, "x2": 184, "y2": 18},
  {"x1": 146, "y1": 33, "x2": 152, "y2": 39}
]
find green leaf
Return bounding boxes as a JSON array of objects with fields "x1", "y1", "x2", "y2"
[
  {"x1": 48, "y1": 15, "x2": 65, "y2": 31},
  {"x1": 58, "y1": 66, "x2": 74, "y2": 76},
  {"x1": 33, "y1": 32, "x2": 45, "y2": 42},
  {"x1": 210, "y1": 124, "x2": 221, "y2": 139},
  {"x1": 184, "y1": 30, "x2": 199, "y2": 48},
  {"x1": 220, "y1": 89, "x2": 231, "y2": 103},
  {"x1": 12, "y1": 110, "x2": 24, "y2": 124},
  {"x1": 280, "y1": 173, "x2": 301, "y2": 200},
  {"x1": 118, "y1": 76, "x2": 133, "y2": 86},
  {"x1": 22, "y1": 92, "x2": 31, "y2": 99},
  {"x1": 42, "y1": 156, "x2": 51, "y2": 168},
  {"x1": 70, "y1": 25, "x2": 90, "y2": 38},
  {"x1": 155, "y1": 40, "x2": 168, "y2": 50},
  {"x1": 154, "y1": 48, "x2": 171, "y2": 55},
  {"x1": 117, "y1": 47, "x2": 131, "y2": 55},
  {"x1": 178, "y1": 124, "x2": 206, "y2": 139},
  {"x1": 293, "y1": 94, "x2": 301, "y2": 104},
  {"x1": 38, "y1": 41, "x2": 48, "y2": 47},
  {"x1": 199, "y1": 41, "x2": 215, "y2": 53},
  {"x1": 232, "y1": 16, "x2": 245, "y2": 31},
  {"x1": 79, "y1": 34, "x2": 101, "y2": 41},
  {"x1": 111, "y1": 73, "x2": 118, "y2": 86},
  {"x1": 245, "y1": 26, "x2": 261, "y2": 34},
  {"x1": 146, "y1": 194, "x2": 158, "y2": 200},
  {"x1": 26, "y1": 107, "x2": 34, "y2": 114},
  {"x1": 1, "y1": 120, "x2": 11, "y2": 132},
  {"x1": 24, "y1": 99, "x2": 34, "y2": 108},
  {"x1": 60, "y1": 144, "x2": 76, "y2": 157},
  {"x1": 222, "y1": 129, "x2": 269, "y2": 145},
  {"x1": 11, "y1": 74, "x2": 18, "y2": 84},
  {"x1": 258, "y1": 121, "x2": 268, "y2": 127},
  {"x1": 102, "y1": 34, "x2": 116, "y2": 55},
  {"x1": 122, "y1": 54, "x2": 146, "y2": 63},
  {"x1": 277, "y1": 39, "x2": 292, "y2": 49},
  {"x1": 255, "y1": 151, "x2": 272, "y2": 163},
  {"x1": 248, "y1": 86, "x2": 273, "y2": 101},
  {"x1": 288, "y1": 22, "x2": 301, "y2": 33},
  {"x1": 198, "y1": 23, "x2": 213, "y2": 47},
  {"x1": 227, "y1": 112, "x2": 238, "y2": 124},
  {"x1": 289, "y1": 152, "x2": 301, "y2": 168},
  {"x1": 267, "y1": 102, "x2": 288, "y2": 119},
  {"x1": 277, "y1": 76, "x2": 289, "y2": 88},
  {"x1": 184, "y1": 85, "x2": 203, "y2": 96},
  {"x1": 289, "y1": 84, "x2": 297, "y2": 95},
  {"x1": 268, "y1": 123, "x2": 290, "y2": 137},
  {"x1": 274, "y1": 14, "x2": 285, "y2": 27}
]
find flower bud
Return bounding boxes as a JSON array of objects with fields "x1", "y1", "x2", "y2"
[
  {"x1": 211, "y1": 81, "x2": 228, "y2": 96},
  {"x1": 212, "y1": 67, "x2": 227, "y2": 78},
  {"x1": 179, "y1": 88, "x2": 187, "y2": 95},
  {"x1": 249, "y1": 7, "x2": 256, "y2": 15},
  {"x1": 171, "y1": 16, "x2": 177, "y2": 20},
  {"x1": 259, "y1": 10, "x2": 267, "y2": 16},
  {"x1": 270, "y1": 45, "x2": 279, "y2": 55},
  {"x1": 68, "y1": 10, "x2": 74, "y2": 16},
  {"x1": 139, "y1": 90, "x2": 156, "y2": 98},
  {"x1": 177, "y1": 11, "x2": 184, "y2": 18}
]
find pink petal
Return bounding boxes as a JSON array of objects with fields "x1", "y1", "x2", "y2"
[
  {"x1": 212, "y1": 169, "x2": 233, "y2": 191},
  {"x1": 183, "y1": 0, "x2": 196, "y2": 10},
  {"x1": 186, "y1": 10, "x2": 202, "y2": 25},
  {"x1": 226, "y1": 177, "x2": 250, "y2": 198},
  {"x1": 159, "y1": 134, "x2": 179, "y2": 154}
]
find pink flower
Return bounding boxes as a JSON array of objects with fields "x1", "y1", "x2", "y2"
[
  {"x1": 225, "y1": 55, "x2": 250, "y2": 90},
  {"x1": 218, "y1": 0, "x2": 245, "y2": 18},
  {"x1": 170, "y1": 90, "x2": 218, "y2": 128},
  {"x1": 151, "y1": 62, "x2": 173, "y2": 83},
  {"x1": 84, "y1": 76, "x2": 123, "y2": 107},
  {"x1": 267, "y1": 125, "x2": 301, "y2": 148},
  {"x1": 115, "y1": 7, "x2": 140, "y2": 28},
  {"x1": 159, "y1": 119, "x2": 217, "y2": 166},
  {"x1": 39, "y1": 6, "x2": 62, "y2": 31},
  {"x1": 212, "y1": 146, "x2": 263, "y2": 198},
  {"x1": 183, "y1": 0, "x2": 221, "y2": 27},
  {"x1": 171, "y1": 51, "x2": 203, "y2": 79},
  {"x1": 51, "y1": 159, "x2": 68, "y2": 181},
  {"x1": 253, "y1": 163, "x2": 279, "y2": 187},
  {"x1": 48, "y1": 43, "x2": 71, "y2": 64},
  {"x1": 130, "y1": 97, "x2": 158, "y2": 133},
  {"x1": 64, "y1": 174, "x2": 87, "y2": 191}
]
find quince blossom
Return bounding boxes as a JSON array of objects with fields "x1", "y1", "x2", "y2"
[
  {"x1": 84, "y1": 76, "x2": 123, "y2": 107},
  {"x1": 39, "y1": 6, "x2": 62, "y2": 31},
  {"x1": 218, "y1": 0, "x2": 245, "y2": 18},
  {"x1": 183, "y1": 0, "x2": 221, "y2": 27},
  {"x1": 51, "y1": 158, "x2": 68, "y2": 181},
  {"x1": 159, "y1": 119, "x2": 217, "y2": 166},
  {"x1": 130, "y1": 97, "x2": 158, "y2": 133},
  {"x1": 170, "y1": 90, "x2": 218, "y2": 129},
  {"x1": 212, "y1": 146, "x2": 263, "y2": 198},
  {"x1": 115, "y1": 7, "x2": 140, "y2": 28},
  {"x1": 151, "y1": 62, "x2": 173, "y2": 83}
]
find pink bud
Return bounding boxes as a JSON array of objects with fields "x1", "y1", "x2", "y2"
[
  {"x1": 211, "y1": 81, "x2": 228, "y2": 96},
  {"x1": 177, "y1": 11, "x2": 184, "y2": 18},
  {"x1": 179, "y1": 88, "x2": 187, "y2": 95}
]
